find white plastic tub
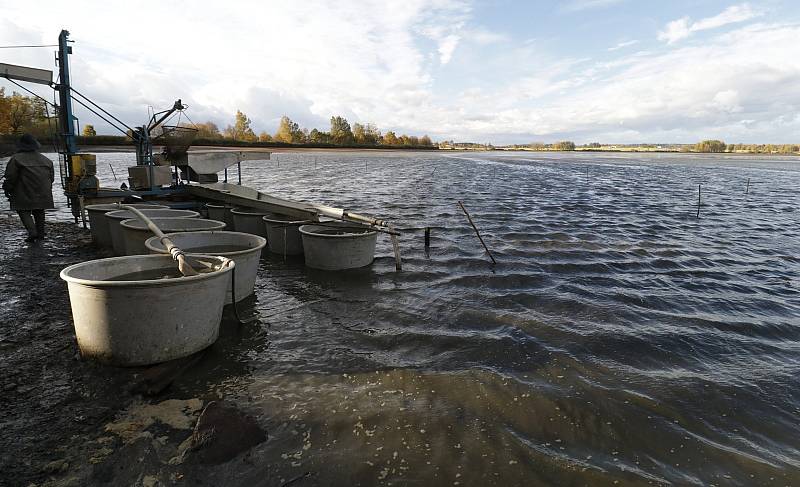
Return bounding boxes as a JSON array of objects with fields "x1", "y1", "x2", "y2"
[
  {"x1": 60, "y1": 254, "x2": 233, "y2": 366},
  {"x1": 106, "y1": 209, "x2": 200, "y2": 256},
  {"x1": 262, "y1": 215, "x2": 312, "y2": 256},
  {"x1": 145, "y1": 231, "x2": 266, "y2": 304},
  {"x1": 86, "y1": 203, "x2": 168, "y2": 249},
  {"x1": 231, "y1": 208, "x2": 275, "y2": 238},
  {"x1": 206, "y1": 203, "x2": 235, "y2": 229},
  {"x1": 299, "y1": 222, "x2": 378, "y2": 270},
  {"x1": 120, "y1": 217, "x2": 226, "y2": 255}
]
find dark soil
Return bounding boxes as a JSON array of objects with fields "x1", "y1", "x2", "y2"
[
  {"x1": 0, "y1": 216, "x2": 269, "y2": 487},
  {"x1": 0, "y1": 217, "x2": 133, "y2": 486}
]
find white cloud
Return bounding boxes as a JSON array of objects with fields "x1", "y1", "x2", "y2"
[
  {"x1": 607, "y1": 40, "x2": 639, "y2": 51},
  {"x1": 560, "y1": 0, "x2": 625, "y2": 13},
  {"x1": 1, "y1": 2, "x2": 798, "y2": 144},
  {"x1": 658, "y1": 3, "x2": 761, "y2": 44}
]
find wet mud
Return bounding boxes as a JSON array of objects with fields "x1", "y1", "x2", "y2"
[{"x1": 0, "y1": 217, "x2": 268, "y2": 487}]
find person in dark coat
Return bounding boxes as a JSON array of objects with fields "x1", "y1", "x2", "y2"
[{"x1": 2, "y1": 134, "x2": 55, "y2": 241}]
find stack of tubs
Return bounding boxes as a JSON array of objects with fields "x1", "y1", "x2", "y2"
[
  {"x1": 146, "y1": 231, "x2": 266, "y2": 303},
  {"x1": 121, "y1": 217, "x2": 227, "y2": 255},
  {"x1": 86, "y1": 203, "x2": 168, "y2": 249},
  {"x1": 106, "y1": 209, "x2": 200, "y2": 256}
]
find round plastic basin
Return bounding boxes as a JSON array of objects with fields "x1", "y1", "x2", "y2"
[
  {"x1": 86, "y1": 203, "x2": 168, "y2": 249},
  {"x1": 60, "y1": 254, "x2": 233, "y2": 366},
  {"x1": 106, "y1": 209, "x2": 200, "y2": 256},
  {"x1": 231, "y1": 208, "x2": 277, "y2": 237},
  {"x1": 299, "y1": 222, "x2": 378, "y2": 270},
  {"x1": 120, "y1": 217, "x2": 226, "y2": 255},
  {"x1": 263, "y1": 214, "x2": 312, "y2": 256},
  {"x1": 145, "y1": 231, "x2": 266, "y2": 304}
]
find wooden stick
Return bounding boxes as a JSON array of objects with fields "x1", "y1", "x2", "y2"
[
  {"x1": 746, "y1": 178, "x2": 750, "y2": 194},
  {"x1": 696, "y1": 184, "x2": 701, "y2": 218},
  {"x1": 119, "y1": 205, "x2": 199, "y2": 276},
  {"x1": 457, "y1": 201, "x2": 496, "y2": 264},
  {"x1": 390, "y1": 229, "x2": 402, "y2": 271},
  {"x1": 424, "y1": 227, "x2": 431, "y2": 248}
]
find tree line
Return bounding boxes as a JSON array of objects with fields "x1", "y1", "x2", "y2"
[
  {"x1": 192, "y1": 111, "x2": 434, "y2": 148},
  {"x1": 0, "y1": 90, "x2": 434, "y2": 148}
]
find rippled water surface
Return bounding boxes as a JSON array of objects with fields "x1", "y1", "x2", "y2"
[{"x1": 6, "y1": 150, "x2": 800, "y2": 485}]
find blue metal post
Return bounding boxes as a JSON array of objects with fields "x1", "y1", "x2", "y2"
[{"x1": 56, "y1": 30, "x2": 77, "y2": 162}]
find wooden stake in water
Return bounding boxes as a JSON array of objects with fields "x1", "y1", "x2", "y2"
[
  {"x1": 109, "y1": 163, "x2": 117, "y2": 181},
  {"x1": 458, "y1": 201, "x2": 496, "y2": 265},
  {"x1": 696, "y1": 184, "x2": 701, "y2": 218},
  {"x1": 424, "y1": 227, "x2": 431, "y2": 248},
  {"x1": 746, "y1": 178, "x2": 750, "y2": 194}
]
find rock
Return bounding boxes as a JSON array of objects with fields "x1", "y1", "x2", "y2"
[
  {"x1": 187, "y1": 401, "x2": 267, "y2": 465},
  {"x1": 42, "y1": 459, "x2": 69, "y2": 474},
  {"x1": 129, "y1": 350, "x2": 206, "y2": 396}
]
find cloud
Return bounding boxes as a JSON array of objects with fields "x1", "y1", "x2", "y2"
[
  {"x1": 658, "y1": 3, "x2": 761, "y2": 44},
  {"x1": 607, "y1": 40, "x2": 639, "y2": 51},
  {"x1": 1, "y1": 1, "x2": 798, "y2": 144},
  {"x1": 560, "y1": 0, "x2": 625, "y2": 13}
]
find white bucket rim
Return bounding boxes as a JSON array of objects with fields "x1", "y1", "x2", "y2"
[
  {"x1": 120, "y1": 217, "x2": 226, "y2": 231},
  {"x1": 60, "y1": 254, "x2": 234, "y2": 288},
  {"x1": 230, "y1": 207, "x2": 275, "y2": 217},
  {"x1": 86, "y1": 203, "x2": 169, "y2": 213},
  {"x1": 145, "y1": 231, "x2": 266, "y2": 257},
  {"x1": 263, "y1": 215, "x2": 312, "y2": 226},
  {"x1": 106, "y1": 209, "x2": 199, "y2": 221},
  {"x1": 299, "y1": 223, "x2": 377, "y2": 238}
]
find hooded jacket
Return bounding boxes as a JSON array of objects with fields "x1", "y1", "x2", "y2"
[{"x1": 3, "y1": 150, "x2": 55, "y2": 211}]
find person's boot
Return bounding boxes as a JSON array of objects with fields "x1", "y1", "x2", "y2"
[
  {"x1": 18, "y1": 211, "x2": 38, "y2": 241},
  {"x1": 34, "y1": 210, "x2": 46, "y2": 240}
]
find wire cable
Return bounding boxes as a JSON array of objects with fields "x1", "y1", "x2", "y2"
[
  {"x1": 69, "y1": 86, "x2": 134, "y2": 134},
  {"x1": 3, "y1": 78, "x2": 57, "y2": 107},
  {"x1": 0, "y1": 44, "x2": 59, "y2": 49}
]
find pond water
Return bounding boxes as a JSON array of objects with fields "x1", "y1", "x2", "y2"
[{"x1": 4, "y1": 150, "x2": 800, "y2": 485}]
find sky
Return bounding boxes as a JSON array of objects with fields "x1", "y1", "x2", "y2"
[{"x1": 1, "y1": 0, "x2": 798, "y2": 144}]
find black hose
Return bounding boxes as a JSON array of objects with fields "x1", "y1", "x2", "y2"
[{"x1": 230, "y1": 264, "x2": 257, "y2": 324}]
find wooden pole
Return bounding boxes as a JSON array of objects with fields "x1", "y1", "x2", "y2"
[
  {"x1": 390, "y1": 225, "x2": 402, "y2": 271},
  {"x1": 696, "y1": 184, "x2": 701, "y2": 218},
  {"x1": 457, "y1": 201, "x2": 496, "y2": 265},
  {"x1": 109, "y1": 163, "x2": 117, "y2": 181},
  {"x1": 424, "y1": 227, "x2": 431, "y2": 248},
  {"x1": 746, "y1": 178, "x2": 750, "y2": 194}
]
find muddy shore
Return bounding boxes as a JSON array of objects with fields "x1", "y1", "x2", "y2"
[{"x1": 0, "y1": 216, "x2": 274, "y2": 487}]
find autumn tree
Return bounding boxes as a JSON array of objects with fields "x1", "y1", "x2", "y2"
[
  {"x1": 224, "y1": 110, "x2": 257, "y2": 142},
  {"x1": 6, "y1": 92, "x2": 32, "y2": 134},
  {"x1": 308, "y1": 128, "x2": 330, "y2": 144},
  {"x1": 274, "y1": 115, "x2": 304, "y2": 143},
  {"x1": 382, "y1": 131, "x2": 399, "y2": 145},
  {"x1": 353, "y1": 123, "x2": 367, "y2": 144},
  {"x1": 194, "y1": 121, "x2": 221, "y2": 139},
  {"x1": 81, "y1": 124, "x2": 96, "y2": 136},
  {"x1": 419, "y1": 135, "x2": 432, "y2": 146},
  {"x1": 694, "y1": 140, "x2": 726, "y2": 152},
  {"x1": 329, "y1": 116, "x2": 354, "y2": 145},
  {"x1": 258, "y1": 131, "x2": 272, "y2": 142},
  {"x1": 552, "y1": 140, "x2": 576, "y2": 151}
]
